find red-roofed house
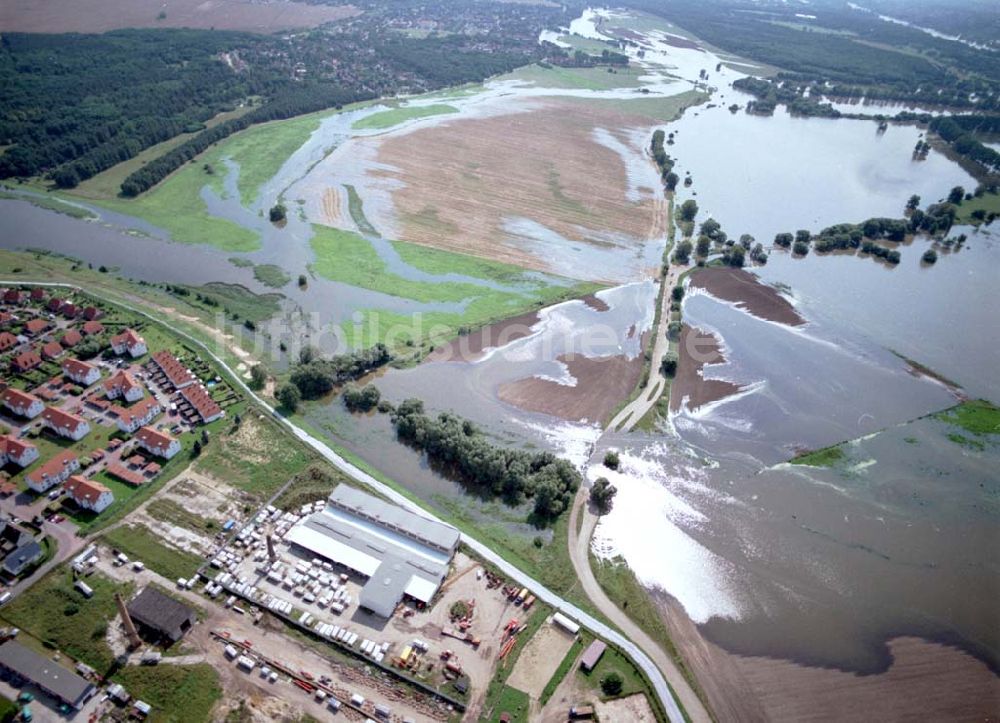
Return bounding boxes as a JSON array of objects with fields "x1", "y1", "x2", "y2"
[
  {"x1": 110, "y1": 329, "x2": 147, "y2": 358},
  {"x1": 150, "y1": 351, "x2": 195, "y2": 390},
  {"x1": 179, "y1": 385, "x2": 224, "y2": 425},
  {"x1": 81, "y1": 307, "x2": 103, "y2": 321},
  {"x1": 0, "y1": 436, "x2": 39, "y2": 468},
  {"x1": 135, "y1": 426, "x2": 181, "y2": 460},
  {"x1": 41, "y1": 341, "x2": 64, "y2": 361},
  {"x1": 29, "y1": 288, "x2": 45, "y2": 302},
  {"x1": 2, "y1": 290, "x2": 24, "y2": 305},
  {"x1": 47, "y1": 298, "x2": 65, "y2": 313},
  {"x1": 104, "y1": 370, "x2": 144, "y2": 403},
  {"x1": 65, "y1": 475, "x2": 114, "y2": 514},
  {"x1": 0, "y1": 332, "x2": 17, "y2": 352},
  {"x1": 0, "y1": 312, "x2": 13, "y2": 326},
  {"x1": 25, "y1": 450, "x2": 79, "y2": 492},
  {"x1": 61, "y1": 303, "x2": 79, "y2": 319},
  {"x1": 24, "y1": 318, "x2": 49, "y2": 336},
  {"x1": 80, "y1": 320, "x2": 104, "y2": 336},
  {"x1": 60, "y1": 329, "x2": 82, "y2": 348},
  {"x1": 11, "y1": 350, "x2": 42, "y2": 373},
  {"x1": 111, "y1": 397, "x2": 162, "y2": 433},
  {"x1": 41, "y1": 407, "x2": 91, "y2": 441},
  {"x1": 1, "y1": 389, "x2": 43, "y2": 419},
  {"x1": 62, "y1": 358, "x2": 100, "y2": 386}
]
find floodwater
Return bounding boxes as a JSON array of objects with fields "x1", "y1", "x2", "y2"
[
  {"x1": 0, "y1": 2, "x2": 997, "y2": 686},
  {"x1": 373, "y1": 280, "x2": 656, "y2": 431},
  {"x1": 665, "y1": 103, "x2": 976, "y2": 243}
]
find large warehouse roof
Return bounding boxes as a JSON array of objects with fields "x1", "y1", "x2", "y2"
[
  {"x1": 327, "y1": 485, "x2": 460, "y2": 553},
  {"x1": 286, "y1": 486, "x2": 459, "y2": 617},
  {"x1": 0, "y1": 641, "x2": 95, "y2": 709}
]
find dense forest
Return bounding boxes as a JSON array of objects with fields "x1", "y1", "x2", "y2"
[
  {"x1": 627, "y1": 0, "x2": 999, "y2": 110},
  {"x1": 0, "y1": 30, "x2": 267, "y2": 186},
  {"x1": 389, "y1": 399, "x2": 581, "y2": 522},
  {"x1": 0, "y1": 0, "x2": 570, "y2": 192}
]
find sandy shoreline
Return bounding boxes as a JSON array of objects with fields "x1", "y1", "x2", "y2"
[
  {"x1": 498, "y1": 343, "x2": 646, "y2": 424},
  {"x1": 689, "y1": 267, "x2": 805, "y2": 326},
  {"x1": 670, "y1": 324, "x2": 742, "y2": 413}
]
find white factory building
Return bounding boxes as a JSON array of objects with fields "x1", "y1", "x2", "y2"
[{"x1": 286, "y1": 486, "x2": 460, "y2": 618}]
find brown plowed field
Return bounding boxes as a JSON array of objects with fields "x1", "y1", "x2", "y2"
[
  {"x1": 0, "y1": 0, "x2": 358, "y2": 33},
  {"x1": 498, "y1": 343, "x2": 647, "y2": 424},
  {"x1": 654, "y1": 591, "x2": 1000, "y2": 723},
  {"x1": 689, "y1": 267, "x2": 805, "y2": 326},
  {"x1": 374, "y1": 99, "x2": 661, "y2": 280},
  {"x1": 670, "y1": 324, "x2": 742, "y2": 413}
]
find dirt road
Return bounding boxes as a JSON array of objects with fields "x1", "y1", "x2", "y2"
[
  {"x1": 606, "y1": 259, "x2": 686, "y2": 432},
  {"x1": 566, "y1": 490, "x2": 711, "y2": 723}
]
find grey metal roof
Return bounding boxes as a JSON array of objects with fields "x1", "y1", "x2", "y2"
[
  {"x1": 127, "y1": 587, "x2": 195, "y2": 636},
  {"x1": 358, "y1": 555, "x2": 410, "y2": 618},
  {"x1": 2, "y1": 540, "x2": 42, "y2": 576},
  {"x1": 0, "y1": 641, "x2": 94, "y2": 708},
  {"x1": 328, "y1": 486, "x2": 459, "y2": 553}
]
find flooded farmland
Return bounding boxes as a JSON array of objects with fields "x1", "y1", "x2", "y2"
[{"x1": 1, "y1": 4, "x2": 998, "y2": 719}]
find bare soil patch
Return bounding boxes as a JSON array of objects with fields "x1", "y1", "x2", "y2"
[
  {"x1": 689, "y1": 268, "x2": 805, "y2": 326},
  {"x1": 506, "y1": 621, "x2": 577, "y2": 700},
  {"x1": 596, "y1": 693, "x2": 658, "y2": 721},
  {"x1": 0, "y1": 0, "x2": 358, "y2": 33},
  {"x1": 321, "y1": 186, "x2": 343, "y2": 226},
  {"x1": 581, "y1": 294, "x2": 611, "y2": 312},
  {"x1": 498, "y1": 344, "x2": 646, "y2": 424},
  {"x1": 425, "y1": 309, "x2": 540, "y2": 363},
  {"x1": 670, "y1": 325, "x2": 742, "y2": 413},
  {"x1": 375, "y1": 99, "x2": 660, "y2": 281}
]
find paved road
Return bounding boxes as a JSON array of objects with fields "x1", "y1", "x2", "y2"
[
  {"x1": 0, "y1": 490, "x2": 86, "y2": 599},
  {"x1": 10, "y1": 281, "x2": 688, "y2": 723}
]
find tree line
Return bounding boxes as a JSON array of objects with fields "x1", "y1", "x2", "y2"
[
  {"x1": 389, "y1": 399, "x2": 581, "y2": 522},
  {"x1": 288, "y1": 344, "x2": 392, "y2": 400},
  {"x1": 928, "y1": 116, "x2": 1000, "y2": 176},
  {"x1": 650, "y1": 130, "x2": 679, "y2": 191}
]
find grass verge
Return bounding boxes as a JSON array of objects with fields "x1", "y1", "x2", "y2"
[
  {"x1": 0, "y1": 568, "x2": 126, "y2": 672},
  {"x1": 539, "y1": 633, "x2": 587, "y2": 706},
  {"x1": 935, "y1": 399, "x2": 1000, "y2": 436},
  {"x1": 790, "y1": 445, "x2": 846, "y2": 467},
  {"x1": 351, "y1": 104, "x2": 458, "y2": 131},
  {"x1": 112, "y1": 663, "x2": 221, "y2": 723},
  {"x1": 103, "y1": 524, "x2": 203, "y2": 581}
]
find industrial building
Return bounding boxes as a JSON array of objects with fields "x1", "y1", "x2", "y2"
[
  {"x1": 286, "y1": 486, "x2": 460, "y2": 618},
  {"x1": 0, "y1": 641, "x2": 96, "y2": 710},
  {"x1": 127, "y1": 587, "x2": 196, "y2": 643}
]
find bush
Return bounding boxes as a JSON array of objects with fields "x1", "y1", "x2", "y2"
[
  {"x1": 590, "y1": 477, "x2": 617, "y2": 514},
  {"x1": 660, "y1": 351, "x2": 678, "y2": 377},
  {"x1": 269, "y1": 203, "x2": 287, "y2": 223},
  {"x1": 792, "y1": 240, "x2": 810, "y2": 256},
  {"x1": 922, "y1": 248, "x2": 938, "y2": 264},
  {"x1": 249, "y1": 364, "x2": 267, "y2": 391},
  {"x1": 601, "y1": 672, "x2": 624, "y2": 696},
  {"x1": 276, "y1": 383, "x2": 301, "y2": 412},
  {"x1": 343, "y1": 384, "x2": 381, "y2": 412},
  {"x1": 603, "y1": 451, "x2": 620, "y2": 470}
]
